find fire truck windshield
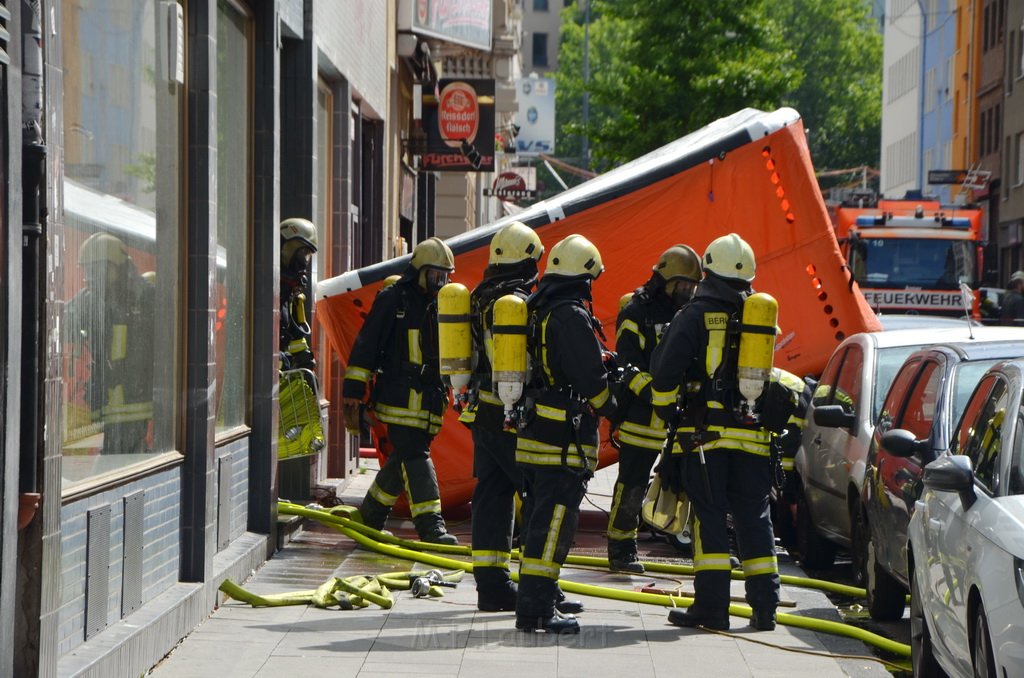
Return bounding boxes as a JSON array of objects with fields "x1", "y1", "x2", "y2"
[{"x1": 848, "y1": 237, "x2": 976, "y2": 290}]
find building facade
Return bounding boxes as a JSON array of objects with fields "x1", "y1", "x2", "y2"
[
  {"x1": 0, "y1": 1, "x2": 523, "y2": 676},
  {"x1": 1001, "y1": 0, "x2": 1024, "y2": 276}
]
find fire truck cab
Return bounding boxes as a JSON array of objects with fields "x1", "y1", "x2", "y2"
[{"x1": 830, "y1": 196, "x2": 984, "y2": 318}]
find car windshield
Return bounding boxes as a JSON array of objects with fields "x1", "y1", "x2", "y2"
[
  {"x1": 873, "y1": 345, "x2": 924, "y2": 421},
  {"x1": 849, "y1": 237, "x2": 976, "y2": 289},
  {"x1": 952, "y1": 360, "x2": 1003, "y2": 423}
]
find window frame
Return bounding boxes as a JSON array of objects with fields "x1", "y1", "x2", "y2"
[{"x1": 213, "y1": 0, "x2": 256, "y2": 441}]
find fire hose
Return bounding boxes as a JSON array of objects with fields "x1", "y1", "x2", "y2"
[{"x1": 277, "y1": 501, "x2": 910, "y2": 659}]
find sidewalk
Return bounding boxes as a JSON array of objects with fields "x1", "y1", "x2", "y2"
[{"x1": 146, "y1": 463, "x2": 896, "y2": 678}]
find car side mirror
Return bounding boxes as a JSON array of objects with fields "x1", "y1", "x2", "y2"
[
  {"x1": 922, "y1": 454, "x2": 976, "y2": 510},
  {"x1": 813, "y1": 405, "x2": 856, "y2": 429},
  {"x1": 880, "y1": 428, "x2": 929, "y2": 458}
]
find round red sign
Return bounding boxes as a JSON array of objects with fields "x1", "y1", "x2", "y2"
[{"x1": 438, "y1": 81, "x2": 479, "y2": 149}]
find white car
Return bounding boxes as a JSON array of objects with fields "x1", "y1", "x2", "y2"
[{"x1": 906, "y1": 358, "x2": 1024, "y2": 677}]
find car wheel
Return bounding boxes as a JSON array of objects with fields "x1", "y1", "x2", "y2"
[
  {"x1": 795, "y1": 487, "x2": 837, "y2": 569},
  {"x1": 865, "y1": 535, "x2": 906, "y2": 621},
  {"x1": 910, "y1": 565, "x2": 944, "y2": 677},
  {"x1": 849, "y1": 499, "x2": 869, "y2": 588},
  {"x1": 972, "y1": 604, "x2": 996, "y2": 678}
]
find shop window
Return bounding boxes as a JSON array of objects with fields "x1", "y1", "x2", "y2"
[
  {"x1": 215, "y1": 0, "x2": 253, "y2": 435},
  {"x1": 61, "y1": 0, "x2": 183, "y2": 491}
]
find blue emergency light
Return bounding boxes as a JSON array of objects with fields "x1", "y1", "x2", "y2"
[{"x1": 854, "y1": 215, "x2": 971, "y2": 228}]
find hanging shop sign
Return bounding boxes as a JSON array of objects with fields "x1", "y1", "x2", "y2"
[
  {"x1": 398, "y1": 0, "x2": 492, "y2": 52},
  {"x1": 483, "y1": 171, "x2": 537, "y2": 200},
  {"x1": 422, "y1": 79, "x2": 495, "y2": 172},
  {"x1": 516, "y1": 77, "x2": 556, "y2": 156}
]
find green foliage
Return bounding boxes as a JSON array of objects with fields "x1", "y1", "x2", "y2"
[
  {"x1": 769, "y1": 0, "x2": 882, "y2": 181},
  {"x1": 554, "y1": 0, "x2": 881, "y2": 180},
  {"x1": 123, "y1": 152, "x2": 156, "y2": 194}
]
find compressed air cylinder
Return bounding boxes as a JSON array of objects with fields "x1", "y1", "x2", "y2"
[
  {"x1": 491, "y1": 294, "x2": 529, "y2": 413},
  {"x1": 618, "y1": 292, "x2": 634, "y2": 313},
  {"x1": 437, "y1": 283, "x2": 472, "y2": 390},
  {"x1": 737, "y1": 292, "x2": 778, "y2": 405}
]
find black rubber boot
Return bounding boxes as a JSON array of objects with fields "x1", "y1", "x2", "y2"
[
  {"x1": 749, "y1": 607, "x2": 776, "y2": 631},
  {"x1": 414, "y1": 513, "x2": 459, "y2": 545},
  {"x1": 478, "y1": 581, "x2": 517, "y2": 612},
  {"x1": 667, "y1": 604, "x2": 730, "y2": 631},
  {"x1": 554, "y1": 586, "x2": 584, "y2": 615},
  {"x1": 607, "y1": 538, "x2": 645, "y2": 574},
  {"x1": 515, "y1": 614, "x2": 580, "y2": 634},
  {"x1": 357, "y1": 497, "x2": 391, "y2": 532}
]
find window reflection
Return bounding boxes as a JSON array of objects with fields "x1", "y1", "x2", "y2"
[{"x1": 61, "y1": 0, "x2": 181, "y2": 489}]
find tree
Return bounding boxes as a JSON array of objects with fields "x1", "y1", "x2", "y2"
[
  {"x1": 554, "y1": 0, "x2": 881, "y2": 181},
  {"x1": 556, "y1": 0, "x2": 798, "y2": 170},
  {"x1": 769, "y1": 0, "x2": 882, "y2": 183}
]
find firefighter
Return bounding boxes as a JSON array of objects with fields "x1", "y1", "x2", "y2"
[
  {"x1": 461, "y1": 222, "x2": 544, "y2": 611},
  {"x1": 342, "y1": 237, "x2": 459, "y2": 545},
  {"x1": 280, "y1": 218, "x2": 318, "y2": 372},
  {"x1": 650, "y1": 232, "x2": 787, "y2": 632},
  {"x1": 65, "y1": 232, "x2": 155, "y2": 454},
  {"x1": 514, "y1": 234, "x2": 617, "y2": 634},
  {"x1": 768, "y1": 368, "x2": 813, "y2": 552},
  {"x1": 606, "y1": 245, "x2": 702, "y2": 574}
]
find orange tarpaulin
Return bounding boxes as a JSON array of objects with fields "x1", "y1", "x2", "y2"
[{"x1": 316, "y1": 108, "x2": 881, "y2": 510}]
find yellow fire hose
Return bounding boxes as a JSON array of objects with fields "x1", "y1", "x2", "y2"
[
  {"x1": 220, "y1": 568, "x2": 466, "y2": 610},
  {"x1": 278, "y1": 501, "x2": 910, "y2": 659}
]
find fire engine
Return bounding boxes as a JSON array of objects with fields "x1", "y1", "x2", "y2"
[{"x1": 830, "y1": 194, "x2": 984, "y2": 318}]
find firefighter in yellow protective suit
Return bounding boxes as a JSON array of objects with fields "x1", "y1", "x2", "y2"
[
  {"x1": 514, "y1": 234, "x2": 617, "y2": 634},
  {"x1": 65, "y1": 233, "x2": 155, "y2": 454},
  {"x1": 651, "y1": 233, "x2": 794, "y2": 632},
  {"x1": 606, "y1": 245, "x2": 702, "y2": 573},
  {"x1": 342, "y1": 238, "x2": 459, "y2": 545}
]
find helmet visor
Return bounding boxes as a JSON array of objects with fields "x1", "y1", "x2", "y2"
[{"x1": 424, "y1": 268, "x2": 450, "y2": 293}]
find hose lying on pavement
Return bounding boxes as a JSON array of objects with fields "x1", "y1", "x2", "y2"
[
  {"x1": 278, "y1": 501, "x2": 910, "y2": 659},
  {"x1": 220, "y1": 568, "x2": 466, "y2": 609}
]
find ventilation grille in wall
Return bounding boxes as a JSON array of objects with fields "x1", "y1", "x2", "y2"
[
  {"x1": 218, "y1": 455, "x2": 233, "y2": 551},
  {"x1": 122, "y1": 491, "x2": 145, "y2": 616},
  {"x1": 85, "y1": 506, "x2": 112, "y2": 640}
]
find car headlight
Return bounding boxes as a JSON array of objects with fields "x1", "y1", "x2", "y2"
[{"x1": 1016, "y1": 557, "x2": 1024, "y2": 608}]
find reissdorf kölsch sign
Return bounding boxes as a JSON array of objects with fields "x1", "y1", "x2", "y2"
[{"x1": 422, "y1": 79, "x2": 495, "y2": 172}]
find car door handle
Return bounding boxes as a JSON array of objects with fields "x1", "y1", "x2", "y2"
[
  {"x1": 928, "y1": 518, "x2": 942, "y2": 531},
  {"x1": 813, "y1": 434, "x2": 822, "y2": 446}
]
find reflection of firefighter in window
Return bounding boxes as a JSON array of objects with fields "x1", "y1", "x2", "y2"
[
  {"x1": 65, "y1": 233, "x2": 155, "y2": 454},
  {"x1": 280, "y1": 218, "x2": 318, "y2": 372},
  {"x1": 651, "y1": 233, "x2": 792, "y2": 632},
  {"x1": 605, "y1": 245, "x2": 702, "y2": 574},
  {"x1": 342, "y1": 238, "x2": 459, "y2": 545},
  {"x1": 514, "y1": 234, "x2": 617, "y2": 635}
]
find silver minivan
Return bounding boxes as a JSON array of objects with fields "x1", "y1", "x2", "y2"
[{"x1": 790, "y1": 323, "x2": 1020, "y2": 570}]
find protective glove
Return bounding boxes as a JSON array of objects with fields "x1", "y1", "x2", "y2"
[
  {"x1": 655, "y1": 452, "x2": 686, "y2": 495},
  {"x1": 342, "y1": 397, "x2": 363, "y2": 436}
]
